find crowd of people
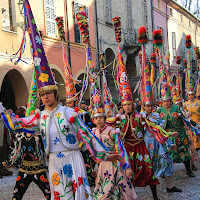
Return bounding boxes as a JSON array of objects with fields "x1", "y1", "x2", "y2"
[{"x1": 0, "y1": 1, "x2": 200, "y2": 200}]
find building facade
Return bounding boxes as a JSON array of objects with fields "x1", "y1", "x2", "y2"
[{"x1": 0, "y1": 0, "x2": 96, "y2": 111}]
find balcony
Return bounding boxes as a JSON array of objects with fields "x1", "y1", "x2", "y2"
[{"x1": 123, "y1": 28, "x2": 140, "y2": 55}]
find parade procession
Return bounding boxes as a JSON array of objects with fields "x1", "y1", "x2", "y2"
[{"x1": 1, "y1": 0, "x2": 200, "y2": 199}]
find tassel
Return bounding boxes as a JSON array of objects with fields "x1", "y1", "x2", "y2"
[
  {"x1": 138, "y1": 26, "x2": 148, "y2": 45},
  {"x1": 194, "y1": 47, "x2": 200, "y2": 62},
  {"x1": 99, "y1": 52, "x2": 106, "y2": 69},
  {"x1": 184, "y1": 59, "x2": 187, "y2": 68},
  {"x1": 150, "y1": 53, "x2": 156, "y2": 65},
  {"x1": 112, "y1": 16, "x2": 122, "y2": 43},
  {"x1": 138, "y1": 50, "x2": 142, "y2": 64},
  {"x1": 185, "y1": 35, "x2": 192, "y2": 49},
  {"x1": 176, "y1": 56, "x2": 181, "y2": 64},
  {"x1": 152, "y1": 29, "x2": 163, "y2": 48}
]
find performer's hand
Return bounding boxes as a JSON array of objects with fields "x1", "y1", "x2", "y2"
[
  {"x1": 126, "y1": 168, "x2": 133, "y2": 178},
  {"x1": 171, "y1": 144, "x2": 177, "y2": 151},
  {"x1": 107, "y1": 154, "x2": 124, "y2": 163},
  {"x1": 0, "y1": 102, "x2": 6, "y2": 113},
  {"x1": 171, "y1": 132, "x2": 179, "y2": 137},
  {"x1": 2, "y1": 162, "x2": 9, "y2": 169}
]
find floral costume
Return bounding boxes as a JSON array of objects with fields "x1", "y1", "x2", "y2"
[
  {"x1": 144, "y1": 112, "x2": 173, "y2": 178},
  {"x1": 157, "y1": 105, "x2": 191, "y2": 163},
  {"x1": 93, "y1": 125, "x2": 138, "y2": 200},
  {"x1": 120, "y1": 112, "x2": 159, "y2": 187}
]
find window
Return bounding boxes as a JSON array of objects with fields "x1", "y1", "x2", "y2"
[
  {"x1": 170, "y1": 8, "x2": 173, "y2": 16},
  {"x1": 158, "y1": 0, "x2": 161, "y2": 10},
  {"x1": 180, "y1": 14, "x2": 183, "y2": 22},
  {"x1": 189, "y1": 20, "x2": 191, "y2": 27},
  {"x1": 73, "y1": 1, "x2": 89, "y2": 43},
  {"x1": 1, "y1": 0, "x2": 16, "y2": 32},
  {"x1": 45, "y1": 0, "x2": 56, "y2": 37},
  {"x1": 172, "y1": 32, "x2": 176, "y2": 57},
  {"x1": 105, "y1": 0, "x2": 112, "y2": 24}
]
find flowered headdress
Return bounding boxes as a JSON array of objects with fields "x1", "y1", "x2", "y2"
[
  {"x1": 55, "y1": 17, "x2": 78, "y2": 102},
  {"x1": 24, "y1": 0, "x2": 57, "y2": 93},
  {"x1": 76, "y1": 11, "x2": 105, "y2": 117},
  {"x1": 113, "y1": 16, "x2": 133, "y2": 105}
]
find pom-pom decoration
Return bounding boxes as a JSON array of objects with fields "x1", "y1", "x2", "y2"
[
  {"x1": 194, "y1": 47, "x2": 200, "y2": 62},
  {"x1": 99, "y1": 52, "x2": 106, "y2": 69},
  {"x1": 185, "y1": 35, "x2": 192, "y2": 49},
  {"x1": 69, "y1": 117, "x2": 75, "y2": 123},
  {"x1": 74, "y1": 107, "x2": 79, "y2": 113},
  {"x1": 76, "y1": 11, "x2": 90, "y2": 44},
  {"x1": 55, "y1": 17, "x2": 66, "y2": 41},
  {"x1": 184, "y1": 59, "x2": 187, "y2": 68},
  {"x1": 112, "y1": 16, "x2": 121, "y2": 43},
  {"x1": 166, "y1": 51, "x2": 170, "y2": 60},
  {"x1": 138, "y1": 26, "x2": 148, "y2": 45},
  {"x1": 150, "y1": 53, "x2": 156, "y2": 64},
  {"x1": 35, "y1": 113, "x2": 40, "y2": 119},
  {"x1": 176, "y1": 56, "x2": 181, "y2": 64},
  {"x1": 152, "y1": 29, "x2": 163, "y2": 48},
  {"x1": 138, "y1": 50, "x2": 142, "y2": 64}
]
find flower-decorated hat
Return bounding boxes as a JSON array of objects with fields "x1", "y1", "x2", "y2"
[
  {"x1": 113, "y1": 16, "x2": 133, "y2": 105},
  {"x1": 26, "y1": 68, "x2": 37, "y2": 117},
  {"x1": 76, "y1": 11, "x2": 105, "y2": 117},
  {"x1": 99, "y1": 52, "x2": 114, "y2": 113},
  {"x1": 55, "y1": 17, "x2": 78, "y2": 102},
  {"x1": 171, "y1": 87, "x2": 182, "y2": 104},
  {"x1": 138, "y1": 26, "x2": 153, "y2": 104},
  {"x1": 24, "y1": 0, "x2": 57, "y2": 94}
]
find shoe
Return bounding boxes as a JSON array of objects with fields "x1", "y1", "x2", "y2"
[
  {"x1": 191, "y1": 165, "x2": 198, "y2": 171},
  {"x1": 166, "y1": 186, "x2": 182, "y2": 193},
  {"x1": 186, "y1": 171, "x2": 195, "y2": 177}
]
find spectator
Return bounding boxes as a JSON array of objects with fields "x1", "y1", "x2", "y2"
[{"x1": 80, "y1": 100, "x2": 87, "y2": 110}]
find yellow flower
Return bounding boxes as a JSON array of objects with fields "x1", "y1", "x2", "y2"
[
  {"x1": 179, "y1": 152, "x2": 184, "y2": 158},
  {"x1": 38, "y1": 73, "x2": 49, "y2": 82},
  {"x1": 56, "y1": 113, "x2": 62, "y2": 119},
  {"x1": 52, "y1": 172, "x2": 60, "y2": 186},
  {"x1": 184, "y1": 138, "x2": 188, "y2": 145}
]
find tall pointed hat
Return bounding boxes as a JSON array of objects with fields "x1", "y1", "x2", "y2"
[
  {"x1": 194, "y1": 47, "x2": 200, "y2": 96},
  {"x1": 185, "y1": 35, "x2": 195, "y2": 94},
  {"x1": 55, "y1": 17, "x2": 78, "y2": 102},
  {"x1": 171, "y1": 87, "x2": 182, "y2": 104},
  {"x1": 153, "y1": 29, "x2": 171, "y2": 100},
  {"x1": 26, "y1": 68, "x2": 37, "y2": 117},
  {"x1": 138, "y1": 26, "x2": 153, "y2": 104},
  {"x1": 99, "y1": 52, "x2": 114, "y2": 113},
  {"x1": 150, "y1": 53, "x2": 156, "y2": 100},
  {"x1": 113, "y1": 16, "x2": 133, "y2": 104},
  {"x1": 24, "y1": 0, "x2": 57, "y2": 93},
  {"x1": 76, "y1": 11, "x2": 105, "y2": 117}
]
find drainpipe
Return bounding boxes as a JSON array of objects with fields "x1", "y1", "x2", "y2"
[
  {"x1": 150, "y1": 0, "x2": 154, "y2": 31},
  {"x1": 94, "y1": 0, "x2": 100, "y2": 69},
  {"x1": 64, "y1": 0, "x2": 71, "y2": 66},
  {"x1": 166, "y1": 0, "x2": 171, "y2": 51}
]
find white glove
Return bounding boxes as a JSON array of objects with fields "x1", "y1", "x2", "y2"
[{"x1": 0, "y1": 102, "x2": 6, "y2": 113}]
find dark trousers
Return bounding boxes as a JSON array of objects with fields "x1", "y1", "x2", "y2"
[{"x1": 13, "y1": 171, "x2": 50, "y2": 200}]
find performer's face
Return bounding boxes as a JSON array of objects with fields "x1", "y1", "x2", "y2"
[
  {"x1": 66, "y1": 101, "x2": 75, "y2": 108},
  {"x1": 144, "y1": 104, "x2": 153, "y2": 114},
  {"x1": 123, "y1": 103, "x2": 133, "y2": 114},
  {"x1": 188, "y1": 94, "x2": 195, "y2": 101},
  {"x1": 162, "y1": 100, "x2": 171, "y2": 109},
  {"x1": 40, "y1": 90, "x2": 56, "y2": 107},
  {"x1": 93, "y1": 116, "x2": 105, "y2": 129}
]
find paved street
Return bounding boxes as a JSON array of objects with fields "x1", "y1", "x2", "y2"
[{"x1": 0, "y1": 159, "x2": 200, "y2": 200}]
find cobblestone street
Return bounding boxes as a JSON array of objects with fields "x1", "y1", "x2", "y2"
[{"x1": 0, "y1": 159, "x2": 200, "y2": 200}]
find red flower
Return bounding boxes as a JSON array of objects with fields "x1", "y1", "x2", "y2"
[
  {"x1": 54, "y1": 191, "x2": 60, "y2": 200},
  {"x1": 42, "y1": 115, "x2": 48, "y2": 120},
  {"x1": 160, "y1": 113, "x2": 165, "y2": 118},
  {"x1": 78, "y1": 177, "x2": 83, "y2": 186},
  {"x1": 172, "y1": 112, "x2": 179, "y2": 118},
  {"x1": 72, "y1": 180, "x2": 77, "y2": 193},
  {"x1": 148, "y1": 143, "x2": 154, "y2": 150},
  {"x1": 176, "y1": 137, "x2": 181, "y2": 145}
]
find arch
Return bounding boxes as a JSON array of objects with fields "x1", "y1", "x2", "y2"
[
  {"x1": 0, "y1": 69, "x2": 28, "y2": 112},
  {"x1": 105, "y1": 48, "x2": 115, "y2": 72},
  {"x1": 126, "y1": 55, "x2": 137, "y2": 76},
  {"x1": 75, "y1": 73, "x2": 90, "y2": 104},
  {"x1": 51, "y1": 69, "x2": 66, "y2": 100},
  {"x1": 172, "y1": 75, "x2": 177, "y2": 86}
]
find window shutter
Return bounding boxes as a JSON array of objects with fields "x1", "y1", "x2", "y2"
[
  {"x1": 45, "y1": 0, "x2": 56, "y2": 37},
  {"x1": 105, "y1": 0, "x2": 112, "y2": 23},
  {"x1": 172, "y1": 32, "x2": 176, "y2": 57},
  {"x1": 73, "y1": 1, "x2": 81, "y2": 43}
]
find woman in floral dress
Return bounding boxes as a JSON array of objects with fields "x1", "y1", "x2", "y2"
[{"x1": 92, "y1": 115, "x2": 138, "y2": 200}]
